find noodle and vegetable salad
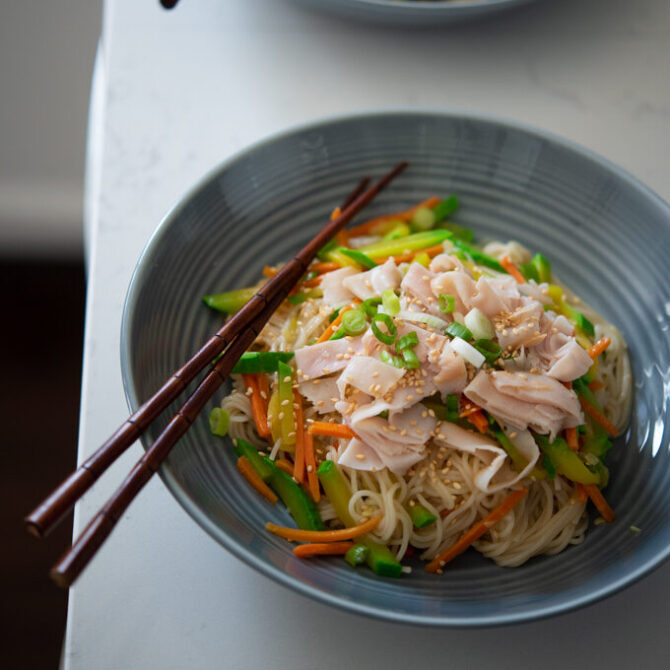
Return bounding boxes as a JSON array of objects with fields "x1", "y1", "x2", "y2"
[{"x1": 205, "y1": 193, "x2": 632, "y2": 577}]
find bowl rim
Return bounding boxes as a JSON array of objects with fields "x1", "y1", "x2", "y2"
[{"x1": 120, "y1": 107, "x2": 670, "y2": 627}]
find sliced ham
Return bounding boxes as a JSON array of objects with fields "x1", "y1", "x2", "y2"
[
  {"x1": 430, "y1": 271, "x2": 476, "y2": 316},
  {"x1": 401, "y1": 263, "x2": 440, "y2": 312},
  {"x1": 337, "y1": 438, "x2": 384, "y2": 471},
  {"x1": 294, "y1": 336, "x2": 370, "y2": 380},
  {"x1": 434, "y1": 422, "x2": 539, "y2": 494},
  {"x1": 342, "y1": 259, "x2": 402, "y2": 301},
  {"x1": 429, "y1": 253, "x2": 468, "y2": 274},
  {"x1": 336, "y1": 355, "x2": 405, "y2": 399},
  {"x1": 464, "y1": 370, "x2": 583, "y2": 439},
  {"x1": 320, "y1": 266, "x2": 358, "y2": 306},
  {"x1": 470, "y1": 276, "x2": 521, "y2": 319},
  {"x1": 494, "y1": 300, "x2": 545, "y2": 352},
  {"x1": 299, "y1": 376, "x2": 340, "y2": 414},
  {"x1": 433, "y1": 342, "x2": 468, "y2": 396}
]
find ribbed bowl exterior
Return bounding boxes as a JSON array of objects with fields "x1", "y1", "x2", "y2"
[{"x1": 121, "y1": 111, "x2": 670, "y2": 626}]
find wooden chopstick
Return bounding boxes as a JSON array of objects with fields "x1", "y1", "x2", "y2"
[
  {"x1": 24, "y1": 169, "x2": 392, "y2": 540},
  {"x1": 37, "y1": 162, "x2": 408, "y2": 586}
]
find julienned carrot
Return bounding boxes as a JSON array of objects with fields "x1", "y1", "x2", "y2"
[
  {"x1": 242, "y1": 374, "x2": 271, "y2": 439},
  {"x1": 425, "y1": 488, "x2": 528, "y2": 573},
  {"x1": 467, "y1": 411, "x2": 489, "y2": 434},
  {"x1": 588, "y1": 380, "x2": 605, "y2": 392},
  {"x1": 565, "y1": 427, "x2": 579, "y2": 451},
  {"x1": 293, "y1": 390, "x2": 306, "y2": 484},
  {"x1": 500, "y1": 256, "x2": 526, "y2": 284},
  {"x1": 347, "y1": 196, "x2": 441, "y2": 237},
  {"x1": 459, "y1": 400, "x2": 481, "y2": 418},
  {"x1": 588, "y1": 336, "x2": 611, "y2": 360},
  {"x1": 266, "y1": 514, "x2": 382, "y2": 542},
  {"x1": 304, "y1": 431, "x2": 320, "y2": 503},
  {"x1": 579, "y1": 396, "x2": 617, "y2": 437},
  {"x1": 293, "y1": 542, "x2": 354, "y2": 558},
  {"x1": 308, "y1": 422, "x2": 358, "y2": 440},
  {"x1": 275, "y1": 459, "x2": 295, "y2": 475},
  {"x1": 237, "y1": 456, "x2": 278, "y2": 504},
  {"x1": 301, "y1": 275, "x2": 322, "y2": 289},
  {"x1": 262, "y1": 265, "x2": 279, "y2": 278},
  {"x1": 579, "y1": 484, "x2": 615, "y2": 522},
  {"x1": 315, "y1": 301, "x2": 359, "y2": 343},
  {"x1": 311, "y1": 261, "x2": 340, "y2": 275},
  {"x1": 575, "y1": 485, "x2": 588, "y2": 503}
]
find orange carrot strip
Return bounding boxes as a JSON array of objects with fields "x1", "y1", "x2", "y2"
[
  {"x1": 293, "y1": 390, "x2": 306, "y2": 484},
  {"x1": 330, "y1": 207, "x2": 342, "y2": 221},
  {"x1": 275, "y1": 459, "x2": 295, "y2": 475},
  {"x1": 588, "y1": 336, "x2": 611, "y2": 360},
  {"x1": 293, "y1": 542, "x2": 354, "y2": 558},
  {"x1": 426, "y1": 488, "x2": 528, "y2": 573},
  {"x1": 377, "y1": 244, "x2": 445, "y2": 265},
  {"x1": 301, "y1": 275, "x2": 322, "y2": 289},
  {"x1": 565, "y1": 427, "x2": 579, "y2": 451},
  {"x1": 500, "y1": 256, "x2": 526, "y2": 284},
  {"x1": 266, "y1": 514, "x2": 382, "y2": 543},
  {"x1": 315, "y1": 301, "x2": 359, "y2": 343},
  {"x1": 459, "y1": 400, "x2": 481, "y2": 418},
  {"x1": 347, "y1": 196, "x2": 441, "y2": 237},
  {"x1": 242, "y1": 374, "x2": 271, "y2": 439},
  {"x1": 575, "y1": 485, "x2": 588, "y2": 503},
  {"x1": 262, "y1": 265, "x2": 279, "y2": 278},
  {"x1": 237, "y1": 456, "x2": 278, "y2": 504},
  {"x1": 308, "y1": 422, "x2": 358, "y2": 440},
  {"x1": 588, "y1": 380, "x2": 605, "y2": 392},
  {"x1": 304, "y1": 430, "x2": 320, "y2": 503},
  {"x1": 311, "y1": 261, "x2": 340, "y2": 275},
  {"x1": 579, "y1": 396, "x2": 617, "y2": 437},
  {"x1": 467, "y1": 411, "x2": 489, "y2": 434},
  {"x1": 580, "y1": 484, "x2": 615, "y2": 522}
]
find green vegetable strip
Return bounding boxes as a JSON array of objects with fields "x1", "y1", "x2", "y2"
[
  {"x1": 202, "y1": 286, "x2": 257, "y2": 314},
  {"x1": 407, "y1": 503, "x2": 437, "y2": 528},
  {"x1": 472, "y1": 338, "x2": 502, "y2": 364},
  {"x1": 432, "y1": 195, "x2": 460, "y2": 222},
  {"x1": 329, "y1": 326, "x2": 348, "y2": 341},
  {"x1": 277, "y1": 361, "x2": 296, "y2": 447},
  {"x1": 535, "y1": 435, "x2": 600, "y2": 485},
  {"x1": 338, "y1": 248, "x2": 378, "y2": 269},
  {"x1": 266, "y1": 458, "x2": 324, "y2": 530},
  {"x1": 381, "y1": 288, "x2": 400, "y2": 316},
  {"x1": 209, "y1": 408, "x2": 230, "y2": 437},
  {"x1": 451, "y1": 240, "x2": 505, "y2": 273},
  {"x1": 446, "y1": 394, "x2": 460, "y2": 422},
  {"x1": 233, "y1": 438, "x2": 275, "y2": 481},
  {"x1": 401, "y1": 348, "x2": 420, "y2": 369},
  {"x1": 231, "y1": 351, "x2": 295, "y2": 375},
  {"x1": 396, "y1": 331, "x2": 419, "y2": 351},
  {"x1": 383, "y1": 222, "x2": 410, "y2": 240},
  {"x1": 358, "y1": 230, "x2": 451, "y2": 259},
  {"x1": 317, "y1": 461, "x2": 402, "y2": 578},
  {"x1": 344, "y1": 543, "x2": 369, "y2": 567},
  {"x1": 542, "y1": 454, "x2": 557, "y2": 479},
  {"x1": 519, "y1": 263, "x2": 539, "y2": 282},
  {"x1": 491, "y1": 428, "x2": 529, "y2": 472},
  {"x1": 445, "y1": 322, "x2": 473, "y2": 341},
  {"x1": 439, "y1": 222, "x2": 475, "y2": 243},
  {"x1": 531, "y1": 253, "x2": 552, "y2": 283},
  {"x1": 380, "y1": 350, "x2": 404, "y2": 368}
]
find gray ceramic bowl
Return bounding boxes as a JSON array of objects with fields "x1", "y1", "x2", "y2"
[
  {"x1": 121, "y1": 111, "x2": 670, "y2": 627},
  {"x1": 292, "y1": 0, "x2": 536, "y2": 26}
]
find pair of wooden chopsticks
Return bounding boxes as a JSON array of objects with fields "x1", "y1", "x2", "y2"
[{"x1": 26, "y1": 161, "x2": 408, "y2": 587}]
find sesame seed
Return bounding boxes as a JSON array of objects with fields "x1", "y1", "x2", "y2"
[
  {"x1": 259, "y1": 391, "x2": 268, "y2": 400},
  {"x1": 245, "y1": 387, "x2": 254, "y2": 396},
  {"x1": 355, "y1": 454, "x2": 366, "y2": 461},
  {"x1": 283, "y1": 375, "x2": 292, "y2": 383},
  {"x1": 307, "y1": 465, "x2": 313, "y2": 473},
  {"x1": 281, "y1": 399, "x2": 290, "y2": 406},
  {"x1": 313, "y1": 379, "x2": 320, "y2": 385}
]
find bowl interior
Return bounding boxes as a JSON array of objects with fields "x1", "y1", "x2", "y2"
[{"x1": 122, "y1": 111, "x2": 670, "y2": 626}]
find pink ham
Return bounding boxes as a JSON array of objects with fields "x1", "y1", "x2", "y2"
[
  {"x1": 400, "y1": 263, "x2": 440, "y2": 312},
  {"x1": 319, "y1": 266, "x2": 358, "y2": 305},
  {"x1": 494, "y1": 300, "x2": 545, "y2": 352},
  {"x1": 336, "y1": 355, "x2": 405, "y2": 399},
  {"x1": 342, "y1": 259, "x2": 402, "y2": 301},
  {"x1": 470, "y1": 276, "x2": 521, "y2": 319},
  {"x1": 430, "y1": 271, "x2": 476, "y2": 316},
  {"x1": 294, "y1": 336, "x2": 370, "y2": 380},
  {"x1": 299, "y1": 376, "x2": 340, "y2": 415},
  {"x1": 464, "y1": 370, "x2": 583, "y2": 439},
  {"x1": 433, "y1": 343, "x2": 468, "y2": 396}
]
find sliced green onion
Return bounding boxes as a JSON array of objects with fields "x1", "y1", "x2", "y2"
[
  {"x1": 380, "y1": 350, "x2": 404, "y2": 368},
  {"x1": 464, "y1": 308, "x2": 494, "y2": 340},
  {"x1": 371, "y1": 313, "x2": 397, "y2": 345},
  {"x1": 473, "y1": 338, "x2": 502, "y2": 364},
  {"x1": 362, "y1": 297, "x2": 382, "y2": 318},
  {"x1": 381, "y1": 288, "x2": 400, "y2": 316},
  {"x1": 383, "y1": 222, "x2": 410, "y2": 240},
  {"x1": 401, "y1": 348, "x2": 420, "y2": 369},
  {"x1": 396, "y1": 331, "x2": 419, "y2": 351},
  {"x1": 411, "y1": 207, "x2": 436, "y2": 231},
  {"x1": 341, "y1": 309, "x2": 368, "y2": 336},
  {"x1": 317, "y1": 238, "x2": 338, "y2": 261},
  {"x1": 541, "y1": 453, "x2": 558, "y2": 479},
  {"x1": 338, "y1": 248, "x2": 378, "y2": 269},
  {"x1": 203, "y1": 286, "x2": 257, "y2": 314},
  {"x1": 438, "y1": 293, "x2": 455, "y2": 314},
  {"x1": 432, "y1": 195, "x2": 460, "y2": 222},
  {"x1": 344, "y1": 543, "x2": 369, "y2": 567},
  {"x1": 396, "y1": 310, "x2": 449, "y2": 331},
  {"x1": 445, "y1": 322, "x2": 473, "y2": 341},
  {"x1": 452, "y1": 240, "x2": 505, "y2": 273},
  {"x1": 413, "y1": 252, "x2": 430, "y2": 267},
  {"x1": 209, "y1": 408, "x2": 230, "y2": 437}
]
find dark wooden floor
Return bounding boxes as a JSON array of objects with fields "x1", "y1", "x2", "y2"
[{"x1": 1, "y1": 259, "x2": 85, "y2": 668}]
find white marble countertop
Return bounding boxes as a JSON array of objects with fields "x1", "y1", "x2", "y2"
[{"x1": 67, "y1": 0, "x2": 670, "y2": 667}]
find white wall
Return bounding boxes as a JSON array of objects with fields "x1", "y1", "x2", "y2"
[{"x1": 0, "y1": 0, "x2": 102, "y2": 258}]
